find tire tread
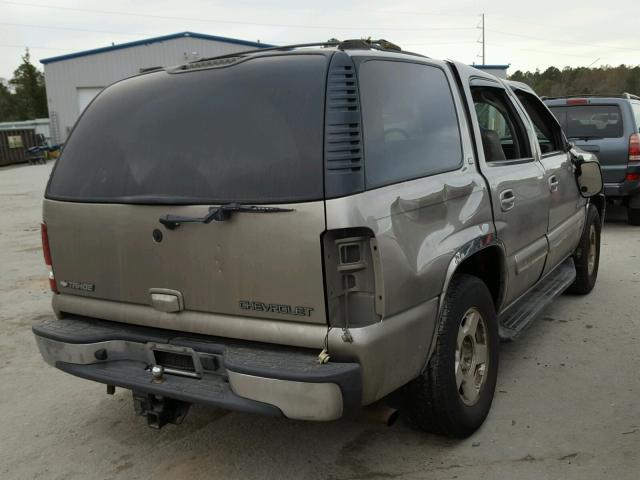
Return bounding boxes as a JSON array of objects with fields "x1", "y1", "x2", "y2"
[
  {"x1": 566, "y1": 205, "x2": 600, "y2": 295},
  {"x1": 404, "y1": 274, "x2": 498, "y2": 438}
]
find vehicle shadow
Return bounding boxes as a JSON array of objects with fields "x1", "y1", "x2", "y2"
[
  {"x1": 603, "y1": 203, "x2": 628, "y2": 224},
  {"x1": 84, "y1": 391, "x2": 465, "y2": 480}
]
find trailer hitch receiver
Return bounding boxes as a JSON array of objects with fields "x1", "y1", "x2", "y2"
[{"x1": 132, "y1": 391, "x2": 191, "y2": 429}]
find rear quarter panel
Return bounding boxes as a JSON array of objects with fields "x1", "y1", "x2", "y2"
[
  {"x1": 325, "y1": 168, "x2": 493, "y2": 318},
  {"x1": 322, "y1": 59, "x2": 496, "y2": 402},
  {"x1": 324, "y1": 167, "x2": 493, "y2": 403}
]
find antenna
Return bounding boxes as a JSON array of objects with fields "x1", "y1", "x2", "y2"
[
  {"x1": 476, "y1": 13, "x2": 486, "y2": 64},
  {"x1": 482, "y1": 13, "x2": 485, "y2": 64}
]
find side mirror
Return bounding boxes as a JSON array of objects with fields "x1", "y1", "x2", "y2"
[
  {"x1": 563, "y1": 141, "x2": 574, "y2": 153},
  {"x1": 575, "y1": 156, "x2": 603, "y2": 198}
]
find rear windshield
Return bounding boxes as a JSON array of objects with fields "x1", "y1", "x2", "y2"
[
  {"x1": 549, "y1": 105, "x2": 623, "y2": 139},
  {"x1": 47, "y1": 54, "x2": 327, "y2": 204}
]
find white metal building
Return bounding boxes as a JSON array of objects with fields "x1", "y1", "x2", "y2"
[
  {"x1": 40, "y1": 32, "x2": 272, "y2": 143},
  {"x1": 473, "y1": 64, "x2": 510, "y2": 79},
  {"x1": 0, "y1": 118, "x2": 50, "y2": 142}
]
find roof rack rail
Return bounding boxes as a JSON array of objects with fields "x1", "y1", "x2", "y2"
[
  {"x1": 338, "y1": 38, "x2": 427, "y2": 58},
  {"x1": 543, "y1": 93, "x2": 640, "y2": 101},
  {"x1": 188, "y1": 38, "x2": 425, "y2": 66}
]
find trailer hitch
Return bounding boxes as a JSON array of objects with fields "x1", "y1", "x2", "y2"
[{"x1": 132, "y1": 391, "x2": 191, "y2": 429}]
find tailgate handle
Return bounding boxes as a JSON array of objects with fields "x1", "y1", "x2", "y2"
[
  {"x1": 579, "y1": 145, "x2": 600, "y2": 152},
  {"x1": 149, "y1": 289, "x2": 184, "y2": 313}
]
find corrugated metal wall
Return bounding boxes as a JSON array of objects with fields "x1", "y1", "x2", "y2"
[{"x1": 43, "y1": 37, "x2": 253, "y2": 143}]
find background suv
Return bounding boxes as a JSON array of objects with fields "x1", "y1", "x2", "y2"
[{"x1": 544, "y1": 94, "x2": 640, "y2": 224}]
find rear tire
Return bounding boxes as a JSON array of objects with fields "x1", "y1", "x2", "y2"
[
  {"x1": 628, "y1": 206, "x2": 640, "y2": 226},
  {"x1": 403, "y1": 274, "x2": 499, "y2": 438},
  {"x1": 566, "y1": 205, "x2": 600, "y2": 294}
]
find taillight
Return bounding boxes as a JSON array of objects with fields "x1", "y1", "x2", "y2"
[
  {"x1": 629, "y1": 133, "x2": 640, "y2": 162},
  {"x1": 41, "y1": 222, "x2": 58, "y2": 293},
  {"x1": 322, "y1": 228, "x2": 382, "y2": 336},
  {"x1": 626, "y1": 173, "x2": 640, "y2": 182},
  {"x1": 566, "y1": 98, "x2": 588, "y2": 105}
]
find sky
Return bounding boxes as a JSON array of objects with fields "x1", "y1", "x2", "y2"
[{"x1": 1, "y1": 0, "x2": 638, "y2": 80}]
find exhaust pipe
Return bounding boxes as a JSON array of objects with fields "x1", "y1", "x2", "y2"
[{"x1": 361, "y1": 403, "x2": 399, "y2": 427}]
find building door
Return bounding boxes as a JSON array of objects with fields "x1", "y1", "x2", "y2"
[{"x1": 76, "y1": 87, "x2": 104, "y2": 115}]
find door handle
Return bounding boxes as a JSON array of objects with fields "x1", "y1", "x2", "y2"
[
  {"x1": 548, "y1": 175, "x2": 559, "y2": 192},
  {"x1": 499, "y1": 189, "x2": 515, "y2": 212}
]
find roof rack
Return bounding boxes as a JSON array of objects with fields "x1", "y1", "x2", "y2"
[
  {"x1": 188, "y1": 38, "x2": 425, "y2": 66},
  {"x1": 542, "y1": 93, "x2": 640, "y2": 101}
]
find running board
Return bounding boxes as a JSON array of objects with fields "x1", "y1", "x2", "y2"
[{"x1": 498, "y1": 257, "x2": 576, "y2": 340}]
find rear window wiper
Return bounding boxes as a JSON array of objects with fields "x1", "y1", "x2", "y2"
[{"x1": 159, "y1": 203, "x2": 294, "y2": 230}]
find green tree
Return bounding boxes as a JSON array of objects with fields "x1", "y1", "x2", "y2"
[
  {"x1": 0, "y1": 81, "x2": 15, "y2": 121},
  {"x1": 509, "y1": 64, "x2": 640, "y2": 97},
  {"x1": 9, "y1": 49, "x2": 48, "y2": 120}
]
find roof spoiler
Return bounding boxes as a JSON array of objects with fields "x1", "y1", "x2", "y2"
[{"x1": 542, "y1": 93, "x2": 640, "y2": 101}]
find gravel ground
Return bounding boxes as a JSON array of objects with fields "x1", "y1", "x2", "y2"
[{"x1": 1, "y1": 162, "x2": 639, "y2": 480}]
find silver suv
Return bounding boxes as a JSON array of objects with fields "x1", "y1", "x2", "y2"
[{"x1": 34, "y1": 40, "x2": 604, "y2": 437}]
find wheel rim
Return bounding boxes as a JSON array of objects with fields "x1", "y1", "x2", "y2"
[
  {"x1": 455, "y1": 307, "x2": 489, "y2": 406},
  {"x1": 587, "y1": 224, "x2": 597, "y2": 276}
]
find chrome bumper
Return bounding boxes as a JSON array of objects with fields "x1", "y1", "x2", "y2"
[{"x1": 33, "y1": 317, "x2": 361, "y2": 422}]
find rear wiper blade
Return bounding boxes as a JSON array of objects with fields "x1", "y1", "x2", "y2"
[{"x1": 159, "y1": 203, "x2": 294, "y2": 230}]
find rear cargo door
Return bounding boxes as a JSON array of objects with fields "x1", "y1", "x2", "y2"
[
  {"x1": 44, "y1": 54, "x2": 330, "y2": 325},
  {"x1": 550, "y1": 104, "x2": 627, "y2": 183}
]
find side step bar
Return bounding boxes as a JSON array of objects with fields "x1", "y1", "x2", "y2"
[{"x1": 499, "y1": 257, "x2": 576, "y2": 340}]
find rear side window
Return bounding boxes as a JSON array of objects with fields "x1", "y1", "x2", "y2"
[
  {"x1": 358, "y1": 60, "x2": 462, "y2": 189},
  {"x1": 472, "y1": 86, "x2": 532, "y2": 162},
  {"x1": 550, "y1": 105, "x2": 623, "y2": 139},
  {"x1": 47, "y1": 55, "x2": 327, "y2": 204}
]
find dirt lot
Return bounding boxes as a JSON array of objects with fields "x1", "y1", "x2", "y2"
[{"x1": 1, "y1": 162, "x2": 639, "y2": 480}]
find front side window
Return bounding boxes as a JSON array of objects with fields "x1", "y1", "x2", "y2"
[
  {"x1": 472, "y1": 86, "x2": 532, "y2": 162},
  {"x1": 515, "y1": 90, "x2": 564, "y2": 154},
  {"x1": 358, "y1": 60, "x2": 462, "y2": 189}
]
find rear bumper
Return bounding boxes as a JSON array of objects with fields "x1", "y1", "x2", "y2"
[
  {"x1": 604, "y1": 176, "x2": 640, "y2": 199},
  {"x1": 33, "y1": 316, "x2": 361, "y2": 421}
]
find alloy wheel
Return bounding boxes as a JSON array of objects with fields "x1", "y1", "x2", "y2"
[{"x1": 455, "y1": 307, "x2": 489, "y2": 406}]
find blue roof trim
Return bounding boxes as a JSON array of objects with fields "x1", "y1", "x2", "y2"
[{"x1": 40, "y1": 31, "x2": 275, "y2": 64}]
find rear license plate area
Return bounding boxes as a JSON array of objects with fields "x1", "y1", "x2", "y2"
[
  {"x1": 148, "y1": 344, "x2": 202, "y2": 378},
  {"x1": 154, "y1": 350, "x2": 196, "y2": 372}
]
